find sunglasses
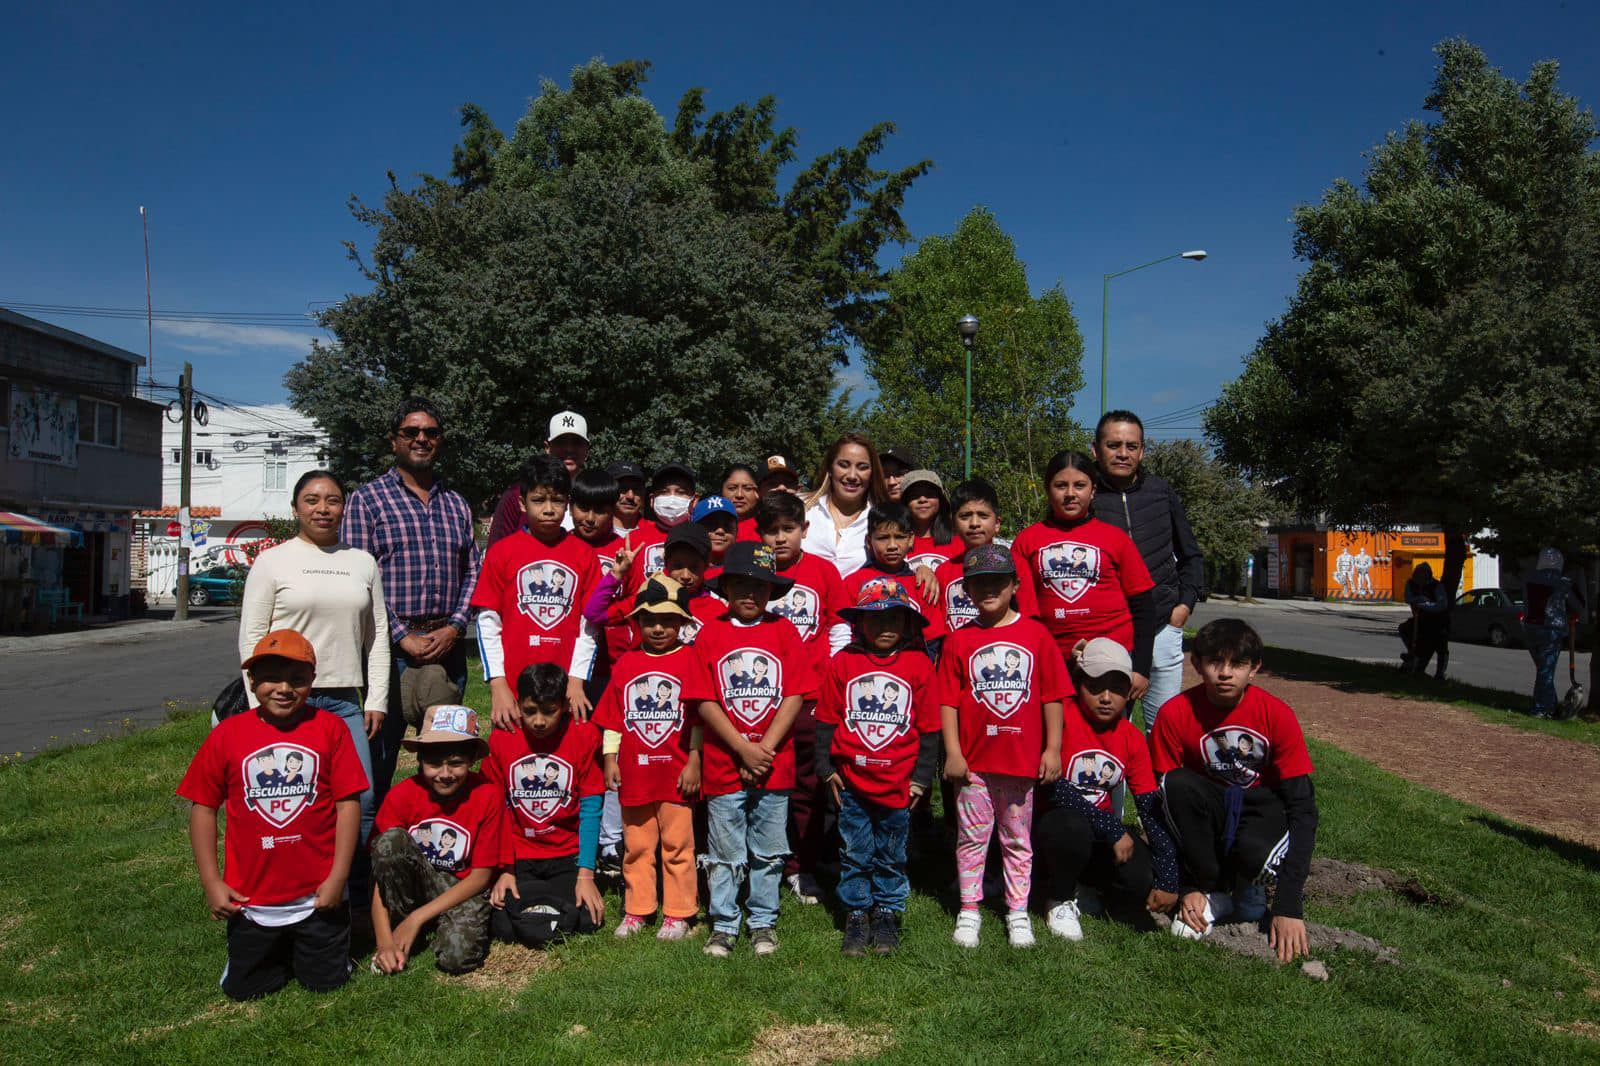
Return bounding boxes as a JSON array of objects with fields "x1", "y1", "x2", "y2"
[{"x1": 395, "y1": 426, "x2": 443, "y2": 441}]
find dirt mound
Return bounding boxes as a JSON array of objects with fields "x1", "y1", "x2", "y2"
[
  {"x1": 744, "y1": 1021, "x2": 894, "y2": 1066},
  {"x1": 1155, "y1": 913, "x2": 1398, "y2": 969},
  {"x1": 1304, "y1": 857, "x2": 1447, "y2": 907},
  {"x1": 443, "y1": 941, "x2": 558, "y2": 1004}
]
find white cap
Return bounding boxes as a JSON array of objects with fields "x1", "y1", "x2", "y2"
[
  {"x1": 548, "y1": 411, "x2": 588, "y2": 442},
  {"x1": 1076, "y1": 637, "x2": 1133, "y2": 679}
]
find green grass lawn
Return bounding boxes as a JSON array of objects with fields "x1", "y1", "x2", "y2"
[{"x1": 3, "y1": 682, "x2": 1600, "y2": 1063}]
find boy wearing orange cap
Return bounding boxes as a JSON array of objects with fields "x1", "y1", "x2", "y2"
[{"x1": 178, "y1": 630, "x2": 370, "y2": 1000}]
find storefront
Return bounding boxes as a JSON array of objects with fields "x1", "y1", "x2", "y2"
[
  {"x1": 0, "y1": 511, "x2": 85, "y2": 631},
  {"x1": 1265, "y1": 526, "x2": 1488, "y2": 602}
]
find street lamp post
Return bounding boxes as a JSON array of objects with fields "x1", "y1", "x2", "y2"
[
  {"x1": 1100, "y1": 250, "x2": 1207, "y2": 415},
  {"x1": 957, "y1": 314, "x2": 979, "y2": 478}
]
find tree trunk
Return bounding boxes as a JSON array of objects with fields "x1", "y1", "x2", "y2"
[
  {"x1": 1588, "y1": 559, "x2": 1598, "y2": 716},
  {"x1": 1439, "y1": 529, "x2": 1469, "y2": 596}
]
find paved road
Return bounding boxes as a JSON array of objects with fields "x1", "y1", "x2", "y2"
[
  {"x1": 0, "y1": 610, "x2": 239, "y2": 757},
  {"x1": 1190, "y1": 599, "x2": 1588, "y2": 703}
]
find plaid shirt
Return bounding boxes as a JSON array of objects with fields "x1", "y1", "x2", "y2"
[{"x1": 343, "y1": 468, "x2": 481, "y2": 644}]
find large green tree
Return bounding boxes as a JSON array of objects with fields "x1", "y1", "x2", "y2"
[
  {"x1": 288, "y1": 59, "x2": 929, "y2": 507},
  {"x1": 1142, "y1": 439, "x2": 1277, "y2": 595},
  {"x1": 866, "y1": 207, "x2": 1086, "y2": 532},
  {"x1": 1206, "y1": 40, "x2": 1600, "y2": 593}
]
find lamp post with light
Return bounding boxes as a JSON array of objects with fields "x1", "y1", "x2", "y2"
[
  {"x1": 957, "y1": 314, "x2": 979, "y2": 478},
  {"x1": 1100, "y1": 250, "x2": 1207, "y2": 415}
]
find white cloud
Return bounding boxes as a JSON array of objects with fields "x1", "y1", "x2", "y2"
[{"x1": 156, "y1": 320, "x2": 320, "y2": 353}]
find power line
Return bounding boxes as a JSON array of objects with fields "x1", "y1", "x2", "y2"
[{"x1": 2, "y1": 300, "x2": 327, "y2": 328}]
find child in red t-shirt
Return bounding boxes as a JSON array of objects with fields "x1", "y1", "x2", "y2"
[
  {"x1": 696, "y1": 542, "x2": 816, "y2": 957},
  {"x1": 368, "y1": 704, "x2": 504, "y2": 975},
  {"x1": 484, "y1": 664, "x2": 607, "y2": 947},
  {"x1": 1151, "y1": 619, "x2": 1318, "y2": 963},
  {"x1": 1033, "y1": 639, "x2": 1179, "y2": 942},
  {"x1": 474, "y1": 456, "x2": 604, "y2": 730},
  {"x1": 178, "y1": 630, "x2": 369, "y2": 1001},
  {"x1": 841, "y1": 501, "x2": 946, "y2": 645},
  {"x1": 693, "y1": 495, "x2": 740, "y2": 575},
  {"x1": 1011, "y1": 450, "x2": 1157, "y2": 690},
  {"x1": 592, "y1": 576, "x2": 706, "y2": 941},
  {"x1": 899, "y1": 469, "x2": 965, "y2": 573},
  {"x1": 816, "y1": 578, "x2": 940, "y2": 957},
  {"x1": 757, "y1": 490, "x2": 848, "y2": 905},
  {"x1": 933, "y1": 478, "x2": 1037, "y2": 634},
  {"x1": 938, "y1": 546, "x2": 1068, "y2": 949},
  {"x1": 587, "y1": 523, "x2": 723, "y2": 653}
]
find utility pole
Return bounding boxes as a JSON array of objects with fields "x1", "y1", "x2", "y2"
[{"x1": 176, "y1": 362, "x2": 193, "y2": 621}]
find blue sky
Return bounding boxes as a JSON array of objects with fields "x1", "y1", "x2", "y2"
[{"x1": 4, "y1": 2, "x2": 1597, "y2": 438}]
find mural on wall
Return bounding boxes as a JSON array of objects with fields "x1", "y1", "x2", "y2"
[{"x1": 7, "y1": 385, "x2": 78, "y2": 468}]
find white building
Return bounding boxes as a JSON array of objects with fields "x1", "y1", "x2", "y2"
[{"x1": 139, "y1": 403, "x2": 326, "y2": 604}]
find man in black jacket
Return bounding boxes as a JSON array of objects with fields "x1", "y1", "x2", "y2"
[{"x1": 1091, "y1": 410, "x2": 1205, "y2": 731}]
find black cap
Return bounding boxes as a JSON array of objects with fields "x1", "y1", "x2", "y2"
[
  {"x1": 650, "y1": 461, "x2": 696, "y2": 491},
  {"x1": 708, "y1": 541, "x2": 795, "y2": 598},
  {"x1": 879, "y1": 447, "x2": 921, "y2": 472},
  {"x1": 606, "y1": 460, "x2": 645, "y2": 484},
  {"x1": 663, "y1": 522, "x2": 711, "y2": 559}
]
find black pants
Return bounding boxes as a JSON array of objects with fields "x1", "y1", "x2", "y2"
[
  {"x1": 1398, "y1": 616, "x2": 1449, "y2": 675},
  {"x1": 1035, "y1": 805, "x2": 1153, "y2": 902},
  {"x1": 1160, "y1": 768, "x2": 1287, "y2": 894},
  {"x1": 221, "y1": 905, "x2": 352, "y2": 1001},
  {"x1": 490, "y1": 855, "x2": 601, "y2": 947},
  {"x1": 786, "y1": 703, "x2": 835, "y2": 876}
]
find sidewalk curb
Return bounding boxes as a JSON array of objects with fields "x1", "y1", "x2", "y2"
[{"x1": 0, "y1": 618, "x2": 219, "y2": 656}]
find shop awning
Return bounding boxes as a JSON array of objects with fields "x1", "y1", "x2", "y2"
[{"x1": 0, "y1": 511, "x2": 85, "y2": 547}]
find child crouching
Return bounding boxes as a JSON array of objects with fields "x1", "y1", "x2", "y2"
[{"x1": 816, "y1": 578, "x2": 940, "y2": 956}]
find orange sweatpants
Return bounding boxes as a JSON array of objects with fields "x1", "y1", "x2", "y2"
[{"x1": 622, "y1": 801, "x2": 698, "y2": 919}]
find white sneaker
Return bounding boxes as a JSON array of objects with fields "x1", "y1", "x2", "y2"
[
  {"x1": 785, "y1": 872, "x2": 820, "y2": 905},
  {"x1": 1006, "y1": 910, "x2": 1035, "y2": 948},
  {"x1": 1170, "y1": 899, "x2": 1215, "y2": 940},
  {"x1": 1046, "y1": 901, "x2": 1083, "y2": 941},
  {"x1": 1232, "y1": 883, "x2": 1267, "y2": 923},
  {"x1": 952, "y1": 909, "x2": 982, "y2": 948},
  {"x1": 1075, "y1": 885, "x2": 1105, "y2": 918}
]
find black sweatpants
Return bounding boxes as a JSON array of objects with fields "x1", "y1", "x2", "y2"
[
  {"x1": 1160, "y1": 768, "x2": 1287, "y2": 894},
  {"x1": 221, "y1": 904, "x2": 352, "y2": 1001},
  {"x1": 490, "y1": 855, "x2": 601, "y2": 947},
  {"x1": 1035, "y1": 805, "x2": 1153, "y2": 902}
]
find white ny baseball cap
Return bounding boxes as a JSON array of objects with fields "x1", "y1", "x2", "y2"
[{"x1": 548, "y1": 411, "x2": 588, "y2": 442}]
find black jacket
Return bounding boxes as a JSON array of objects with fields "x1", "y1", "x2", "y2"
[{"x1": 1091, "y1": 470, "x2": 1204, "y2": 623}]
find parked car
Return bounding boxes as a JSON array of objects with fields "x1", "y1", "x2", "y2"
[
  {"x1": 1450, "y1": 588, "x2": 1523, "y2": 647},
  {"x1": 172, "y1": 565, "x2": 245, "y2": 607}
]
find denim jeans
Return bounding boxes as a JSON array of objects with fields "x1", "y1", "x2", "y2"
[
  {"x1": 835, "y1": 788, "x2": 910, "y2": 913},
  {"x1": 1141, "y1": 623, "x2": 1186, "y2": 733},
  {"x1": 705, "y1": 789, "x2": 789, "y2": 935},
  {"x1": 312, "y1": 687, "x2": 375, "y2": 899},
  {"x1": 1524, "y1": 623, "x2": 1564, "y2": 716}
]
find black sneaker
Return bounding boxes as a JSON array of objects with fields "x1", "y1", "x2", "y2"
[
  {"x1": 841, "y1": 911, "x2": 870, "y2": 957},
  {"x1": 751, "y1": 927, "x2": 779, "y2": 956},
  {"x1": 703, "y1": 931, "x2": 737, "y2": 958},
  {"x1": 869, "y1": 909, "x2": 900, "y2": 955}
]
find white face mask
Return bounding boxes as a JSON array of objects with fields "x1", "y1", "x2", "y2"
[{"x1": 652, "y1": 494, "x2": 692, "y2": 526}]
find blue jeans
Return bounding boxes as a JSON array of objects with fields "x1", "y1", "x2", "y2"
[
  {"x1": 313, "y1": 687, "x2": 375, "y2": 899},
  {"x1": 1141, "y1": 623, "x2": 1186, "y2": 733},
  {"x1": 1524, "y1": 624, "x2": 1564, "y2": 716},
  {"x1": 705, "y1": 789, "x2": 789, "y2": 935},
  {"x1": 836, "y1": 788, "x2": 910, "y2": 913}
]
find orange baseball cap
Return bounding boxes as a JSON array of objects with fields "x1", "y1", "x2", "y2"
[{"x1": 241, "y1": 629, "x2": 319, "y2": 671}]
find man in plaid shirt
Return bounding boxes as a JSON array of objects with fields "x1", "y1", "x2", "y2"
[{"x1": 343, "y1": 396, "x2": 481, "y2": 810}]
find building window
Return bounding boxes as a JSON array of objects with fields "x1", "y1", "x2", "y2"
[
  {"x1": 195, "y1": 449, "x2": 213, "y2": 466},
  {"x1": 263, "y1": 459, "x2": 287, "y2": 491},
  {"x1": 77, "y1": 398, "x2": 120, "y2": 447},
  {"x1": 172, "y1": 449, "x2": 182, "y2": 464}
]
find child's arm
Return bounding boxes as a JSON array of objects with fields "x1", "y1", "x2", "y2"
[
  {"x1": 370, "y1": 882, "x2": 401, "y2": 972},
  {"x1": 1132, "y1": 791, "x2": 1181, "y2": 913},
  {"x1": 910, "y1": 730, "x2": 940, "y2": 803},
  {"x1": 1039, "y1": 699, "x2": 1064, "y2": 784},
  {"x1": 602, "y1": 730, "x2": 623, "y2": 791},
  {"x1": 477, "y1": 609, "x2": 518, "y2": 731},
  {"x1": 187, "y1": 803, "x2": 248, "y2": 919},
  {"x1": 676, "y1": 727, "x2": 704, "y2": 798},
  {"x1": 758, "y1": 695, "x2": 804, "y2": 756},
  {"x1": 940, "y1": 704, "x2": 969, "y2": 783},
  {"x1": 315, "y1": 797, "x2": 362, "y2": 910},
  {"x1": 567, "y1": 621, "x2": 600, "y2": 719},
  {"x1": 698, "y1": 700, "x2": 773, "y2": 777},
  {"x1": 1269, "y1": 775, "x2": 1319, "y2": 962},
  {"x1": 814, "y1": 720, "x2": 842, "y2": 806},
  {"x1": 582, "y1": 572, "x2": 624, "y2": 626},
  {"x1": 377, "y1": 868, "x2": 494, "y2": 974},
  {"x1": 575, "y1": 794, "x2": 606, "y2": 925}
]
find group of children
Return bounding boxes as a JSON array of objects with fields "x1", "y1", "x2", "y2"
[{"x1": 181, "y1": 449, "x2": 1319, "y2": 999}]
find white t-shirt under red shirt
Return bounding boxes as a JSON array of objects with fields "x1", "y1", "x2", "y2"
[
  {"x1": 937, "y1": 615, "x2": 1072, "y2": 779},
  {"x1": 816, "y1": 647, "x2": 939, "y2": 808},
  {"x1": 178, "y1": 707, "x2": 369, "y2": 918},
  {"x1": 472, "y1": 529, "x2": 601, "y2": 684},
  {"x1": 372, "y1": 773, "x2": 507, "y2": 879},
  {"x1": 1150, "y1": 684, "x2": 1315, "y2": 789},
  {"x1": 1011, "y1": 517, "x2": 1154, "y2": 653},
  {"x1": 772, "y1": 551, "x2": 849, "y2": 668}
]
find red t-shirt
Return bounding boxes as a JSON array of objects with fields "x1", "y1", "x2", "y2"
[
  {"x1": 773, "y1": 551, "x2": 849, "y2": 669},
  {"x1": 621, "y1": 522, "x2": 671, "y2": 596},
  {"x1": 372, "y1": 773, "x2": 506, "y2": 880},
  {"x1": 695, "y1": 612, "x2": 817, "y2": 797},
  {"x1": 579, "y1": 528, "x2": 627, "y2": 582},
  {"x1": 483, "y1": 717, "x2": 605, "y2": 861},
  {"x1": 604, "y1": 589, "x2": 724, "y2": 653},
  {"x1": 907, "y1": 535, "x2": 963, "y2": 574},
  {"x1": 937, "y1": 616, "x2": 1072, "y2": 778},
  {"x1": 591, "y1": 645, "x2": 708, "y2": 805},
  {"x1": 1061, "y1": 709, "x2": 1158, "y2": 812},
  {"x1": 841, "y1": 564, "x2": 947, "y2": 640},
  {"x1": 934, "y1": 558, "x2": 978, "y2": 633},
  {"x1": 816, "y1": 648, "x2": 939, "y2": 808},
  {"x1": 1012, "y1": 517, "x2": 1154, "y2": 652},
  {"x1": 1150, "y1": 684, "x2": 1315, "y2": 789},
  {"x1": 176, "y1": 707, "x2": 369, "y2": 906},
  {"x1": 736, "y1": 516, "x2": 761, "y2": 543},
  {"x1": 472, "y1": 530, "x2": 602, "y2": 683}
]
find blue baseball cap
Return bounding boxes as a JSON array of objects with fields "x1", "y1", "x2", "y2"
[{"x1": 692, "y1": 496, "x2": 738, "y2": 524}]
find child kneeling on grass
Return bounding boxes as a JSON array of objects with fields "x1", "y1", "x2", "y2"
[
  {"x1": 939, "y1": 546, "x2": 1068, "y2": 948},
  {"x1": 816, "y1": 578, "x2": 940, "y2": 956},
  {"x1": 1034, "y1": 638, "x2": 1179, "y2": 940},
  {"x1": 179, "y1": 630, "x2": 369, "y2": 1001},
  {"x1": 1151, "y1": 618, "x2": 1319, "y2": 963},
  {"x1": 591, "y1": 575, "x2": 705, "y2": 941},
  {"x1": 368, "y1": 704, "x2": 505, "y2": 975},
  {"x1": 484, "y1": 663, "x2": 607, "y2": 946}
]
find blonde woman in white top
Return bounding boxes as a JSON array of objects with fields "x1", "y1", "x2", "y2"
[
  {"x1": 239, "y1": 470, "x2": 391, "y2": 879},
  {"x1": 800, "y1": 432, "x2": 891, "y2": 578}
]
